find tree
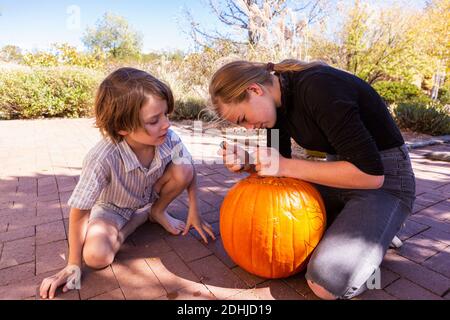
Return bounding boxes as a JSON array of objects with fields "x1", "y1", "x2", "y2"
[
  {"x1": 310, "y1": 0, "x2": 426, "y2": 84},
  {"x1": 185, "y1": 0, "x2": 330, "y2": 49},
  {"x1": 0, "y1": 45, "x2": 23, "y2": 63},
  {"x1": 82, "y1": 12, "x2": 143, "y2": 59},
  {"x1": 414, "y1": 0, "x2": 449, "y2": 99}
]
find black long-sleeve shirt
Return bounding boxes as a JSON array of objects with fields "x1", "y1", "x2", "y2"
[{"x1": 267, "y1": 65, "x2": 404, "y2": 176}]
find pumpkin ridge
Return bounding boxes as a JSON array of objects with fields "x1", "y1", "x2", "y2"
[
  {"x1": 289, "y1": 188, "x2": 296, "y2": 274},
  {"x1": 249, "y1": 184, "x2": 259, "y2": 274},
  {"x1": 270, "y1": 186, "x2": 275, "y2": 278},
  {"x1": 229, "y1": 186, "x2": 247, "y2": 263}
]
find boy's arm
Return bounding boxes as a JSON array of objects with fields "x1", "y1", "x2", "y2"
[
  {"x1": 186, "y1": 165, "x2": 200, "y2": 211},
  {"x1": 184, "y1": 165, "x2": 216, "y2": 243},
  {"x1": 67, "y1": 208, "x2": 91, "y2": 266},
  {"x1": 39, "y1": 207, "x2": 90, "y2": 299}
]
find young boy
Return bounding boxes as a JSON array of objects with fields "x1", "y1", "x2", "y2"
[{"x1": 39, "y1": 67, "x2": 215, "y2": 299}]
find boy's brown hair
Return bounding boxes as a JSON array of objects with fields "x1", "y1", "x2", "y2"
[{"x1": 94, "y1": 67, "x2": 174, "y2": 143}]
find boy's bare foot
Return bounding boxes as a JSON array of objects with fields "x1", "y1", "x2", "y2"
[{"x1": 149, "y1": 208, "x2": 186, "y2": 235}]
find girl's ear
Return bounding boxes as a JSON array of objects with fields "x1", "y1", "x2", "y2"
[{"x1": 246, "y1": 83, "x2": 264, "y2": 96}]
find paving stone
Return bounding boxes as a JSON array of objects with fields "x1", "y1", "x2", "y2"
[
  {"x1": 165, "y1": 233, "x2": 212, "y2": 263},
  {"x1": 205, "y1": 237, "x2": 236, "y2": 268},
  {"x1": 282, "y1": 272, "x2": 312, "y2": 296},
  {"x1": 36, "y1": 240, "x2": 68, "y2": 275},
  {"x1": 253, "y1": 280, "x2": 305, "y2": 300},
  {"x1": 397, "y1": 234, "x2": 448, "y2": 263},
  {"x1": 380, "y1": 267, "x2": 401, "y2": 289},
  {"x1": 89, "y1": 288, "x2": 125, "y2": 300},
  {"x1": 0, "y1": 262, "x2": 35, "y2": 286},
  {"x1": 0, "y1": 237, "x2": 35, "y2": 270},
  {"x1": 382, "y1": 250, "x2": 450, "y2": 296},
  {"x1": 188, "y1": 255, "x2": 247, "y2": 299},
  {"x1": 384, "y1": 278, "x2": 443, "y2": 300},
  {"x1": 421, "y1": 227, "x2": 450, "y2": 245},
  {"x1": 415, "y1": 192, "x2": 448, "y2": 208},
  {"x1": 155, "y1": 282, "x2": 216, "y2": 300},
  {"x1": 79, "y1": 266, "x2": 120, "y2": 300},
  {"x1": 36, "y1": 220, "x2": 66, "y2": 245},
  {"x1": 232, "y1": 266, "x2": 267, "y2": 288},
  {"x1": 355, "y1": 289, "x2": 397, "y2": 300},
  {"x1": 146, "y1": 251, "x2": 200, "y2": 293},
  {"x1": 410, "y1": 213, "x2": 450, "y2": 234},
  {"x1": 418, "y1": 201, "x2": 450, "y2": 221},
  {"x1": 398, "y1": 220, "x2": 429, "y2": 241},
  {"x1": 226, "y1": 289, "x2": 261, "y2": 300},
  {"x1": 112, "y1": 258, "x2": 165, "y2": 300},
  {"x1": 0, "y1": 226, "x2": 35, "y2": 243},
  {"x1": 422, "y1": 246, "x2": 450, "y2": 278}
]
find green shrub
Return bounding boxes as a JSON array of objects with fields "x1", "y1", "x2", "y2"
[
  {"x1": 438, "y1": 85, "x2": 450, "y2": 105},
  {"x1": 394, "y1": 102, "x2": 450, "y2": 136},
  {"x1": 0, "y1": 66, "x2": 103, "y2": 119},
  {"x1": 170, "y1": 97, "x2": 215, "y2": 121},
  {"x1": 373, "y1": 81, "x2": 432, "y2": 105}
]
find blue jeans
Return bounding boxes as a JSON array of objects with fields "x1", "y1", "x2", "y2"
[{"x1": 305, "y1": 144, "x2": 416, "y2": 299}]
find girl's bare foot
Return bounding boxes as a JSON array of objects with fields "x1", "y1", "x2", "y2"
[{"x1": 149, "y1": 208, "x2": 186, "y2": 235}]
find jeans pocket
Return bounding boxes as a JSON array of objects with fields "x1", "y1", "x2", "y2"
[{"x1": 401, "y1": 175, "x2": 416, "y2": 195}]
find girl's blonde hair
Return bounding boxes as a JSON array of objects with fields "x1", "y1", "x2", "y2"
[{"x1": 208, "y1": 59, "x2": 326, "y2": 113}]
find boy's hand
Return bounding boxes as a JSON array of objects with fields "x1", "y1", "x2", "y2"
[
  {"x1": 39, "y1": 264, "x2": 82, "y2": 299},
  {"x1": 183, "y1": 208, "x2": 216, "y2": 244}
]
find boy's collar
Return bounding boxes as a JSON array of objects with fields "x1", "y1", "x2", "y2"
[{"x1": 118, "y1": 139, "x2": 160, "y2": 173}]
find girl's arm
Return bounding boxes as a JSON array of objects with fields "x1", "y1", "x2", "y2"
[{"x1": 281, "y1": 157, "x2": 384, "y2": 189}]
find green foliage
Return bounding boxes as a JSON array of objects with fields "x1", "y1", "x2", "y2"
[
  {"x1": 438, "y1": 84, "x2": 450, "y2": 105},
  {"x1": 0, "y1": 45, "x2": 23, "y2": 63},
  {"x1": 373, "y1": 81, "x2": 432, "y2": 105},
  {"x1": 0, "y1": 66, "x2": 103, "y2": 120},
  {"x1": 394, "y1": 102, "x2": 450, "y2": 136},
  {"x1": 22, "y1": 51, "x2": 59, "y2": 67},
  {"x1": 82, "y1": 12, "x2": 143, "y2": 59},
  {"x1": 53, "y1": 44, "x2": 106, "y2": 69},
  {"x1": 170, "y1": 97, "x2": 215, "y2": 121},
  {"x1": 19, "y1": 44, "x2": 105, "y2": 69}
]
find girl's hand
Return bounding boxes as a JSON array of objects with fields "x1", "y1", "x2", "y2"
[
  {"x1": 251, "y1": 147, "x2": 286, "y2": 177},
  {"x1": 183, "y1": 209, "x2": 216, "y2": 244},
  {"x1": 39, "y1": 264, "x2": 82, "y2": 299},
  {"x1": 218, "y1": 142, "x2": 253, "y2": 173}
]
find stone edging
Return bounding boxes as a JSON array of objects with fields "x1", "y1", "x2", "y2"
[{"x1": 405, "y1": 135, "x2": 450, "y2": 150}]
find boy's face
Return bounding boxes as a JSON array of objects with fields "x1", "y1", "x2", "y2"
[{"x1": 120, "y1": 94, "x2": 171, "y2": 147}]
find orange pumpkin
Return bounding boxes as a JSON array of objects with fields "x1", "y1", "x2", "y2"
[{"x1": 220, "y1": 175, "x2": 327, "y2": 279}]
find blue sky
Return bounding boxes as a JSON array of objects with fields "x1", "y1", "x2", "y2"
[
  {"x1": 0, "y1": 0, "x2": 427, "y2": 53},
  {"x1": 0, "y1": 0, "x2": 216, "y2": 52}
]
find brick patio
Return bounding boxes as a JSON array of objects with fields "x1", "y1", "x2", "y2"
[{"x1": 0, "y1": 118, "x2": 449, "y2": 300}]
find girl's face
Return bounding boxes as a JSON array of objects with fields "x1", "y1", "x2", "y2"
[
  {"x1": 219, "y1": 83, "x2": 278, "y2": 130},
  {"x1": 120, "y1": 95, "x2": 171, "y2": 147}
]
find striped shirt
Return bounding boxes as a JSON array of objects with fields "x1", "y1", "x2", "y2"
[{"x1": 68, "y1": 129, "x2": 192, "y2": 220}]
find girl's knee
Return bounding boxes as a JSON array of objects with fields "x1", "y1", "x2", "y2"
[{"x1": 307, "y1": 279, "x2": 337, "y2": 300}]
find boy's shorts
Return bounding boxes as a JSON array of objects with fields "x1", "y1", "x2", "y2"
[{"x1": 89, "y1": 202, "x2": 154, "y2": 231}]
